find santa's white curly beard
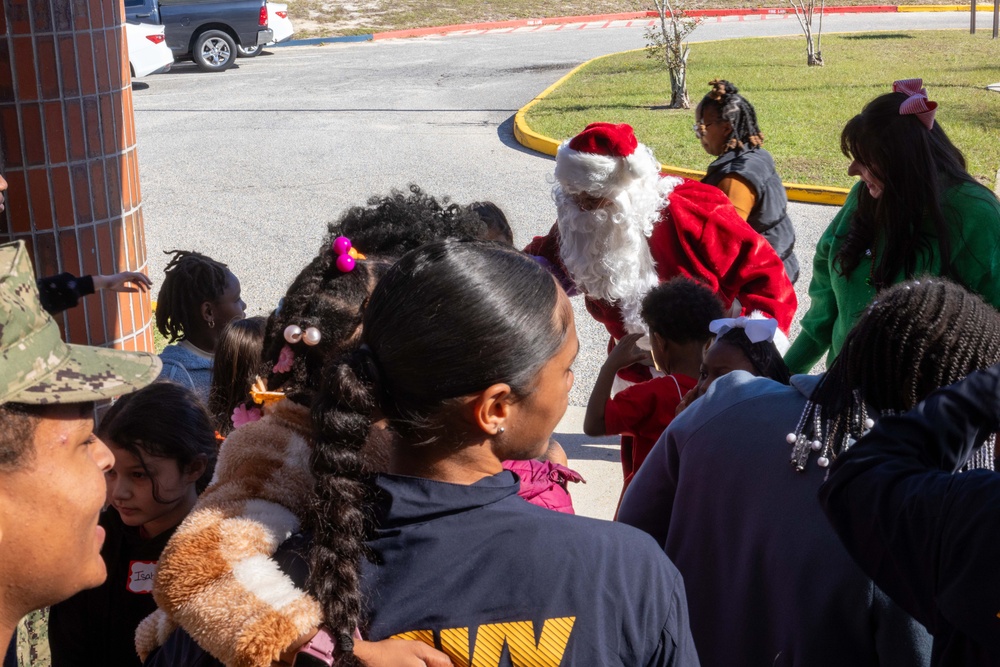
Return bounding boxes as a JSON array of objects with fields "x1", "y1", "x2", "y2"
[{"x1": 555, "y1": 177, "x2": 674, "y2": 334}]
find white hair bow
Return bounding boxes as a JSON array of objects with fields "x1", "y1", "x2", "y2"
[{"x1": 709, "y1": 316, "x2": 778, "y2": 343}]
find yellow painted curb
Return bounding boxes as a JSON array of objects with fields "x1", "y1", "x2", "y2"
[
  {"x1": 898, "y1": 4, "x2": 993, "y2": 10},
  {"x1": 513, "y1": 48, "x2": 857, "y2": 206}
]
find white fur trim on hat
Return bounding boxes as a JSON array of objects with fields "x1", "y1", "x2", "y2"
[{"x1": 555, "y1": 141, "x2": 661, "y2": 197}]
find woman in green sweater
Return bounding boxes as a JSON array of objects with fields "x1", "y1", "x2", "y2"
[{"x1": 785, "y1": 79, "x2": 1000, "y2": 374}]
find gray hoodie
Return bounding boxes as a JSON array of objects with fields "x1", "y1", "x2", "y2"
[{"x1": 619, "y1": 371, "x2": 931, "y2": 667}]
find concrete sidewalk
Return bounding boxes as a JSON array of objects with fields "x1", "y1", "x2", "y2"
[{"x1": 554, "y1": 406, "x2": 623, "y2": 520}]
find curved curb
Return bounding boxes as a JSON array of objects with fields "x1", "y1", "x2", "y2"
[{"x1": 512, "y1": 48, "x2": 852, "y2": 206}]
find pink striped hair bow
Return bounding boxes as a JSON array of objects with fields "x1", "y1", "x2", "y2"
[{"x1": 893, "y1": 78, "x2": 937, "y2": 130}]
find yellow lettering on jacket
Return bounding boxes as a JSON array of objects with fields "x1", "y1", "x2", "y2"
[
  {"x1": 392, "y1": 629, "x2": 435, "y2": 645},
  {"x1": 441, "y1": 627, "x2": 471, "y2": 667},
  {"x1": 392, "y1": 617, "x2": 576, "y2": 667}
]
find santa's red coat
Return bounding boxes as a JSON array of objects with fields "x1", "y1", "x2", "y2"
[{"x1": 526, "y1": 177, "x2": 797, "y2": 345}]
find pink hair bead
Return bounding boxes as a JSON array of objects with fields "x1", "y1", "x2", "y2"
[
  {"x1": 332, "y1": 236, "x2": 352, "y2": 256},
  {"x1": 336, "y1": 254, "x2": 356, "y2": 273}
]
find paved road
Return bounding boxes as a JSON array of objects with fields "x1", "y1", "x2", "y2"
[{"x1": 133, "y1": 10, "x2": 986, "y2": 517}]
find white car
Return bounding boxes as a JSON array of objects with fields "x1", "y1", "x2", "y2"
[
  {"x1": 125, "y1": 21, "x2": 173, "y2": 78},
  {"x1": 237, "y1": 2, "x2": 294, "y2": 57}
]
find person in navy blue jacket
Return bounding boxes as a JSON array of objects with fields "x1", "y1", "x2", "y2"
[
  {"x1": 308, "y1": 240, "x2": 700, "y2": 666},
  {"x1": 820, "y1": 361, "x2": 1000, "y2": 666}
]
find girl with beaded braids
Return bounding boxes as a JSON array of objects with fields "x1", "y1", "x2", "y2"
[
  {"x1": 696, "y1": 79, "x2": 799, "y2": 283},
  {"x1": 785, "y1": 78, "x2": 1000, "y2": 374},
  {"x1": 156, "y1": 250, "x2": 246, "y2": 403},
  {"x1": 137, "y1": 190, "x2": 484, "y2": 667},
  {"x1": 307, "y1": 240, "x2": 698, "y2": 667},
  {"x1": 619, "y1": 277, "x2": 1000, "y2": 667}
]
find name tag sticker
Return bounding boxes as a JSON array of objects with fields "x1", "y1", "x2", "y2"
[{"x1": 127, "y1": 560, "x2": 157, "y2": 594}]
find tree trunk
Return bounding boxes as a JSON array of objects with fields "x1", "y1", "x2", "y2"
[{"x1": 668, "y1": 47, "x2": 691, "y2": 108}]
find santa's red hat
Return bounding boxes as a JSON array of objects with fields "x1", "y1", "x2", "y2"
[{"x1": 554, "y1": 122, "x2": 660, "y2": 196}]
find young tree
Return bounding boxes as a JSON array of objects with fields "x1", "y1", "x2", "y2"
[
  {"x1": 788, "y1": 0, "x2": 826, "y2": 66},
  {"x1": 646, "y1": 0, "x2": 702, "y2": 108}
]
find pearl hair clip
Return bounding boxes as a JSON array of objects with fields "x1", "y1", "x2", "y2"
[
  {"x1": 284, "y1": 324, "x2": 321, "y2": 346},
  {"x1": 274, "y1": 324, "x2": 322, "y2": 375}
]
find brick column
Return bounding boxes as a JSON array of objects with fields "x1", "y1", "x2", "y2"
[{"x1": 0, "y1": 0, "x2": 153, "y2": 353}]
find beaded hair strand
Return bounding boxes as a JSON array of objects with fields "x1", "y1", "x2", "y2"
[{"x1": 787, "y1": 278, "x2": 1000, "y2": 472}]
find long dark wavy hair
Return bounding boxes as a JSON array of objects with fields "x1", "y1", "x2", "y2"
[
  {"x1": 835, "y1": 91, "x2": 991, "y2": 288},
  {"x1": 307, "y1": 240, "x2": 570, "y2": 657},
  {"x1": 209, "y1": 316, "x2": 267, "y2": 436}
]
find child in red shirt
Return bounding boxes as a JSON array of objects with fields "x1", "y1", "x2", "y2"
[{"x1": 584, "y1": 278, "x2": 725, "y2": 498}]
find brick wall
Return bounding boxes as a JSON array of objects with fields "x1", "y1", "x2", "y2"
[{"x1": 0, "y1": 0, "x2": 153, "y2": 353}]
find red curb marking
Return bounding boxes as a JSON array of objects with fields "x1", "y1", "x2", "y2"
[{"x1": 370, "y1": 5, "x2": 903, "y2": 40}]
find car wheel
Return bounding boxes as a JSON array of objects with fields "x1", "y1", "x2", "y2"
[
  {"x1": 237, "y1": 43, "x2": 263, "y2": 58},
  {"x1": 193, "y1": 30, "x2": 236, "y2": 72}
]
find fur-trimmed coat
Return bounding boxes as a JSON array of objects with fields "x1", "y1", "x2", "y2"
[
  {"x1": 136, "y1": 400, "x2": 322, "y2": 667},
  {"x1": 526, "y1": 177, "x2": 797, "y2": 381}
]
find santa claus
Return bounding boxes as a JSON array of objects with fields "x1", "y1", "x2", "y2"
[{"x1": 525, "y1": 122, "x2": 797, "y2": 380}]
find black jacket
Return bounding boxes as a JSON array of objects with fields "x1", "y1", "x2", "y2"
[
  {"x1": 36, "y1": 273, "x2": 95, "y2": 315},
  {"x1": 145, "y1": 471, "x2": 701, "y2": 667},
  {"x1": 702, "y1": 147, "x2": 799, "y2": 283},
  {"x1": 50, "y1": 511, "x2": 176, "y2": 667},
  {"x1": 362, "y1": 472, "x2": 700, "y2": 666},
  {"x1": 819, "y1": 363, "x2": 1000, "y2": 666}
]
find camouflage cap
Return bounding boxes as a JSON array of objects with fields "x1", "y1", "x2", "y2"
[{"x1": 0, "y1": 240, "x2": 161, "y2": 405}]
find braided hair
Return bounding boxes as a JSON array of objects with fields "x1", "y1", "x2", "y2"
[
  {"x1": 810, "y1": 277, "x2": 1000, "y2": 453},
  {"x1": 262, "y1": 185, "x2": 489, "y2": 407},
  {"x1": 307, "y1": 240, "x2": 569, "y2": 655},
  {"x1": 698, "y1": 79, "x2": 764, "y2": 151},
  {"x1": 835, "y1": 91, "x2": 988, "y2": 287},
  {"x1": 155, "y1": 250, "x2": 230, "y2": 343}
]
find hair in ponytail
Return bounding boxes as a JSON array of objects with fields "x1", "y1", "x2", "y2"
[{"x1": 308, "y1": 240, "x2": 570, "y2": 647}]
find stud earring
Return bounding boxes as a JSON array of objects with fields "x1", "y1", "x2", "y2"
[{"x1": 496, "y1": 426, "x2": 505, "y2": 435}]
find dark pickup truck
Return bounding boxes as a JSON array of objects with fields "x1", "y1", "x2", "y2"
[{"x1": 125, "y1": 0, "x2": 273, "y2": 72}]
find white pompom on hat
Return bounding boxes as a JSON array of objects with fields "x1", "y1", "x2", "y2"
[{"x1": 554, "y1": 122, "x2": 661, "y2": 197}]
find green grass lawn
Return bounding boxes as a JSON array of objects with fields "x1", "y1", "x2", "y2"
[
  {"x1": 153, "y1": 325, "x2": 168, "y2": 353},
  {"x1": 525, "y1": 30, "x2": 1000, "y2": 188}
]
